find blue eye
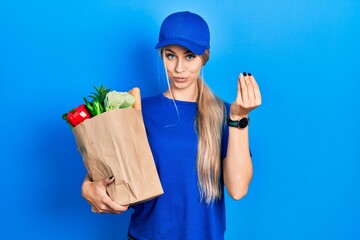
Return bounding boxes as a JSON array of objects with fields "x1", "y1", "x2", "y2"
[
  {"x1": 186, "y1": 54, "x2": 195, "y2": 60},
  {"x1": 166, "y1": 53, "x2": 176, "y2": 60}
]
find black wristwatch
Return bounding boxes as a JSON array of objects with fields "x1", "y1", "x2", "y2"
[{"x1": 227, "y1": 116, "x2": 250, "y2": 129}]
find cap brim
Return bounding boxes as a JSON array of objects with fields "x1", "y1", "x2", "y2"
[{"x1": 155, "y1": 39, "x2": 207, "y2": 55}]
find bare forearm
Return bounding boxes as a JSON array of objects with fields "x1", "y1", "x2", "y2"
[
  {"x1": 223, "y1": 126, "x2": 253, "y2": 200},
  {"x1": 223, "y1": 72, "x2": 261, "y2": 200}
]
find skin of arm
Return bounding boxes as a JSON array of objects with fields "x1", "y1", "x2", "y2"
[
  {"x1": 223, "y1": 73, "x2": 261, "y2": 200},
  {"x1": 81, "y1": 45, "x2": 201, "y2": 213},
  {"x1": 81, "y1": 173, "x2": 129, "y2": 214}
]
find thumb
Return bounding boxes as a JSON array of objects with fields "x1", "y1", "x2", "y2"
[{"x1": 103, "y1": 176, "x2": 115, "y2": 186}]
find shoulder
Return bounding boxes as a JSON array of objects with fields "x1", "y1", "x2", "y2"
[
  {"x1": 142, "y1": 95, "x2": 161, "y2": 104},
  {"x1": 141, "y1": 95, "x2": 160, "y2": 103},
  {"x1": 141, "y1": 95, "x2": 163, "y2": 109},
  {"x1": 141, "y1": 95, "x2": 164, "y2": 116}
]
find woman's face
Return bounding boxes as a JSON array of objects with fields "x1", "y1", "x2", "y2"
[{"x1": 163, "y1": 45, "x2": 203, "y2": 92}]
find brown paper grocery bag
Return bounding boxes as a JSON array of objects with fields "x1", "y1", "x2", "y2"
[{"x1": 73, "y1": 108, "x2": 163, "y2": 206}]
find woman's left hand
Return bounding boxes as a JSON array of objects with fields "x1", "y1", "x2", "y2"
[{"x1": 230, "y1": 72, "x2": 262, "y2": 119}]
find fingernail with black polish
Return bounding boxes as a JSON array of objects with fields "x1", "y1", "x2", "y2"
[
  {"x1": 243, "y1": 72, "x2": 247, "y2": 76},
  {"x1": 248, "y1": 73, "x2": 252, "y2": 76}
]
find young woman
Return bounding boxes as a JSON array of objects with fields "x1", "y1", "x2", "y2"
[{"x1": 81, "y1": 11, "x2": 261, "y2": 240}]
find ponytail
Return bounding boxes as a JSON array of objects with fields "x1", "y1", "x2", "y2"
[
  {"x1": 160, "y1": 48, "x2": 225, "y2": 203},
  {"x1": 196, "y1": 49, "x2": 225, "y2": 204}
]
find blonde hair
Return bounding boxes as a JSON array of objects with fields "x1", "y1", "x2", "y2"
[
  {"x1": 161, "y1": 49, "x2": 225, "y2": 204},
  {"x1": 197, "y1": 49, "x2": 225, "y2": 203}
]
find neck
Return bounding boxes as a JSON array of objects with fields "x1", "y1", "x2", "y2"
[{"x1": 164, "y1": 85, "x2": 198, "y2": 102}]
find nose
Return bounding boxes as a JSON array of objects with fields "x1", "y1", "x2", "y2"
[{"x1": 175, "y1": 58, "x2": 184, "y2": 73}]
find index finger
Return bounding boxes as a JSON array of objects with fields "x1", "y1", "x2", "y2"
[
  {"x1": 239, "y1": 73, "x2": 248, "y2": 103},
  {"x1": 104, "y1": 199, "x2": 129, "y2": 213},
  {"x1": 236, "y1": 74, "x2": 243, "y2": 105}
]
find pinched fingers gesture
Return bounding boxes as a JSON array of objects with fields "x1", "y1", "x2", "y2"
[{"x1": 230, "y1": 72, "x2": 262, "y2": 118}]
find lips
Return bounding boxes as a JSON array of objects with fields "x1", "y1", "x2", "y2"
[{"x1": 173, "y1": 77, "x2": 188, "y2": 82}]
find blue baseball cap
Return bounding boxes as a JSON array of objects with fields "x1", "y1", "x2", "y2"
[{"x1": 155, "y1": 11, "x2": 210, "y2": 55}]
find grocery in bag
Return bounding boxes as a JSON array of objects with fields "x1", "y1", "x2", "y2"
[{"x1": 63, "y1": 86, "x2": 163, "y2": 206}]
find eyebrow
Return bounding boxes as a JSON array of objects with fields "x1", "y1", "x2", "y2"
[{"x1": 164, "y1": 48, "x2": 193, "y2": 54}]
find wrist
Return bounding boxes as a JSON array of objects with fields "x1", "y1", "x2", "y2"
[
  {"x1": 230, "y1": 102, "x2": 249, "y2": 119},
  {"x1": 227, "y1": 115, "x2": 250, "y2": 129},
  {"x1": 229, "y1": 113, "x2": 248, "y2": 120}
]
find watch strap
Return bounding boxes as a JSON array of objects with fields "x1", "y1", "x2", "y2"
[{"x1": 227, "y1": 116, "x2": 250, "y2": 129}]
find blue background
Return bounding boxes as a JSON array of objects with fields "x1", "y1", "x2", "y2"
[{"x1": 1, "y1": 0, "x2": 359, "y2": 239}]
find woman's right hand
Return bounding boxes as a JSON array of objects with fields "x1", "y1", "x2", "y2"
[{"x1": 81, "y1": 174, "x2": 129, "y2": 214}]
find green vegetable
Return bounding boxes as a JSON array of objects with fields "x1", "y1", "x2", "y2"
[
  {"x1": 104, "y1": 90, "x2": 135, "y2": 111},
  {"x1": 90, "y1": 85, "x2": 110, "y2": 106},
  {"x1": 83, "y1": 85, "x2": 111, "y2": 116},
  {"x1": 83, "y1": 97, "x2": 96, "y2": 116}
]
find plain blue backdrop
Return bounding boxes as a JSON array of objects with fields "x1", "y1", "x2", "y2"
[{"x1": 1, "y1": 0, "x2": 359, "y2": 239}]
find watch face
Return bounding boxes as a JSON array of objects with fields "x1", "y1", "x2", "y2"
[
  {"x1": 238, "y1": 117, "x2": 249, "y2": 128},
  {"x1": 227, "y1": 116, "x2": 250, "y2": 129}
]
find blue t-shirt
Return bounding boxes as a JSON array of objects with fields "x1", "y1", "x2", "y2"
[{"x1": 128, "y1": 94, "x2": 230, "y2": 240}]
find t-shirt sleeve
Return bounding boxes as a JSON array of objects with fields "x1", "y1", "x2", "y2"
[{"x1": 221, "y1": 102, "x2": 231, "y2": 160}]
